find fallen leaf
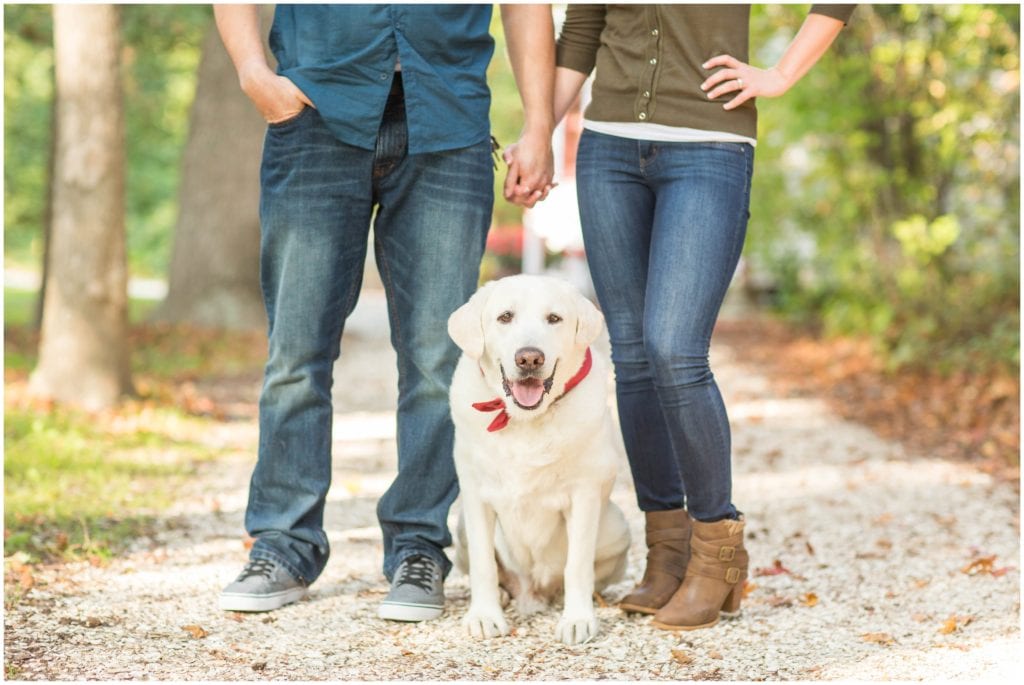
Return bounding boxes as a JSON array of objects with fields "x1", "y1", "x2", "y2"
[
  {"x1": 805, "y1": 541, "x2": 816, "y2": 556},
  {"x1": 861, "y1": 632, "x2": 895, "y2": 646},
  {"x1": 242, "y1": 535, "x2": 256, "y2": 551},
  {"x1": 961, "y1": 555, "x2": 997, "y2": 575},
  {"x1": 765, "y1": 594, "x2": 794, "y2": 608},
  {"x1": 754, "y1": 559, "x2": 790, "y2": 577},
  {"x1": 992, "y1": 565, "x2": 1016, "y2": 577},
  {"x1": 708, "y1": 651, "x2": 723, "y2": 660},
  {"x1": 252, "y1": 662, "x2": 267, "y2": 672},
  {"x1": 670, "y1": 648, "x2": 693, "y2": 665},
  {"x1": 182, "y1": 624, "x2": 209, "y2": 639},
  {"x1": 742, "y1": 581, "x2": 756, "y2": 598},
  {"x1": 801, "y1": 592, "x2": 819, "y2": 607},
  {"x1": 939, "y1": 616, "x2": 959, "y2": 634},
  {"x1": 18, "y1": 565, "x2": 34, "y2": 591},
  {"x1": 84, "y1": 616, "x2": 103, "y2": 628},
  {"x1": 227, "y1": 612, "x2": 246, "y2": 623}
]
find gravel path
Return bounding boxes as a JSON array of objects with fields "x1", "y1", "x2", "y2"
[{"x1": 4, "y1": 291, "x2": 1020, "y2": 680}]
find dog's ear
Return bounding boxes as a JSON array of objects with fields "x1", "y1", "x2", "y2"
[
  {"x1": 574, "y1": 291, "x2": 605, "y2": 346},
  {"x1": 448, "y1": 281, "x2": 495, "y2": 360}
]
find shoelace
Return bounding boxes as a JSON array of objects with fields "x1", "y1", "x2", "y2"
[
  {"x1": 396, "y1": 557, "x2": 436, "y2": 593},
  {"x1": 237, "y1": 558, "x2": 276, "y2": 582}
]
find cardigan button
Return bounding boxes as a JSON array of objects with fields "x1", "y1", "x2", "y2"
[
  {"x1": 643, "y1": 91, "x2": 650, "y2": 98},
  {"x1": 638, "y1": 112, "x2": 647, "y2": 120},
  {"x1": 649, "y1": 57, "x2": 657, "y2": 65},
  {"x1": 651, "y1": 28, "x2": 659, "y2": 37}
]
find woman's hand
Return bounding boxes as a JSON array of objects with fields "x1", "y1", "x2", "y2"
[
  {"x1": 502, "y1": 133, "x2": 557, "y2": 209},
  {"x1": 700, "y1": 55, "x2": 793, "y2": 111},
  {"x1": 701, "y1": 14, "x2": 847, "y2": 111}
]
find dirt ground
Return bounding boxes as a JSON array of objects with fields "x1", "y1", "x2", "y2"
[{"x1": 4, "y1": 290, "x2": 1020, "y2": 680}]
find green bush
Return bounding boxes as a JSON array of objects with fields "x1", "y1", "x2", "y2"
[{"x1": 747, "y1": 4, "x2": 1019, "y2": 373}]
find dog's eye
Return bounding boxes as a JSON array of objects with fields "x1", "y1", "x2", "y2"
[
  {"x1": 547, "y1": 313, "x2": 563, "y2": 324},
  {"x1": 497, "y1": 311, "x2": 514, "y2": 324}
]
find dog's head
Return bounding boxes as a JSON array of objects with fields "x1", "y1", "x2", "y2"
[{"x1": 448, "y1": 275, "x2": 604, "y2": 419}]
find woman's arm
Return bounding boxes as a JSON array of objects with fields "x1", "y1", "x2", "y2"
[{"x1": 701, "y1": 12, "x2": 847, "y2": 111}]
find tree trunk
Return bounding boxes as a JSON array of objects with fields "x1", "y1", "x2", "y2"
[
  {"x1": 29, "y1": 4, "x2": 133, "y2": 411},
  {"x1": 153, "y1": 15, "x2": 270, "y2": 330}
]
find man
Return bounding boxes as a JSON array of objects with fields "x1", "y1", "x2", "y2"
[{"x1": 215, "y1": 4, "x2": 554, "y2": 621}]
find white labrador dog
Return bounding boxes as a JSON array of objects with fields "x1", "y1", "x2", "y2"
[{"x1": 447, "y1": 274, "x2": 630, "y2": 645}]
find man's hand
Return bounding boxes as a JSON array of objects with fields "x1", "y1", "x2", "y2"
[
  {"x1": 239, "y1": 60, "x2": 314, "y2": 124},
  {"x1": 503, "y1": 129, "x2": 556, "y2": 208},
  {"x1": 214, "y1": 5, "x2": 314, "y2": 123},
  {"x1": 500, "y1": 5, "x2": 556, "y2": 208}
]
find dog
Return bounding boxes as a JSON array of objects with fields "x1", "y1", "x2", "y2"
[{"x1": 447, "y1": 274, "x2": 630, "y2": 645}]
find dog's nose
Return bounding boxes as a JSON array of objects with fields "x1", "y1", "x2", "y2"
[{"x1": 515, "y1": 347, "x2": 545, "y2": 371}]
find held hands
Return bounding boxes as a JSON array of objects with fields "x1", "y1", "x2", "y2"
[
  {"x1": 239, "y1": 60, "x2": 315, "y2": 124},
  {"x1": 701, "y1": 54, "x2": 794, "y2": 111},
  {"x1": 502, "y1": 129, "x2": 556, "y2": 209}
]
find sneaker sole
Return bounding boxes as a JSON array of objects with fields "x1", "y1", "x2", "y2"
[
  {"x1": 378, "y1": 601, "x2": 443, "y2": 622},
  {"x1": 219, "y1": 586, "x2": 307, "y2": 612}
]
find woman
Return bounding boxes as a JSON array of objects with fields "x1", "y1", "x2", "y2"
[{"x1": 545, "y1": 5, "x2": 855, "y2": 631}]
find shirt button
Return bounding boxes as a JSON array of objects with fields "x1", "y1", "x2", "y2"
[
  {"x1": 380, "y1": 73, "x2": 388, "y2": 80},
  {"x1": 651, "y1": 28, "x2": 659, "y2": 36},
  {"x1": 649, "y1": 57, "x2": 657, "y2": 65},
  {"x1": 638, "y1": 112, "x2": 647, "y2": 120}
]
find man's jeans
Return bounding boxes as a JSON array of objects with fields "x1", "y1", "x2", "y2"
[
  {"x1": 576, "y1": 130, "x2": 754, "y2": 522},
  {"x1": 246, "y1": 77, "x2": 493, "y2": 584}
]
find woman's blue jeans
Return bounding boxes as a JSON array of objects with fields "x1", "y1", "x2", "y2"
[
  {"x1": 246, "y1": 84, "x2": 492, "y2": 585},
  {"x1": 576, "y1": 129, "x2": 753, "y2": 522}
]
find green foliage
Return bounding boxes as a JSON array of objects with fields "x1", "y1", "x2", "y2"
[
  {"x1": 3, "y1": 405, "x2": 209, "y2": 562},
  {"x1": 3, "y1": 5, "x2": 211, "y2": 276},
  {"x1": 3, "y1": 5, "x2": 54, "y2": 267},
  {"x1": 747, "y1": 4, "x2": 1019, "y2": 373}
]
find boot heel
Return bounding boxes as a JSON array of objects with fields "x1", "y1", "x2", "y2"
[{"x1": 720, "y1": 583, "x2": 743, "y2": 618}]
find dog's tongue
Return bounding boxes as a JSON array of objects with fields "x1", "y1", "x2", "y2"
[{"x1": 511, "y1": 379, "x2": 545, "y2": 408}]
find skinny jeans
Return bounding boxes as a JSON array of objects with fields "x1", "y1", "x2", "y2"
[{"x1": 575, "y1": 129, "x2": 753, "y2": 522}]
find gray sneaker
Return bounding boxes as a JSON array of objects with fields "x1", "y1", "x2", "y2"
[
  {"x1": 378, "y1": 555, "x2": 444, "y2": 621},
  {"x1": 219, "y1": 558, "x2": 307, "y2": 612}
]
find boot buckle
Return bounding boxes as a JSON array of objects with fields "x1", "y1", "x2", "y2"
[
  {"x1": 718, "y1": 546, "x2": 736, "y2": 562},
  {"x1": 725, "y1": 567, "x2": 741, "y2": 584}
]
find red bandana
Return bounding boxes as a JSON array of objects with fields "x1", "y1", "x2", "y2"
[{"x1": 472, "y1": 347, "x2": 593, "y2": 433}]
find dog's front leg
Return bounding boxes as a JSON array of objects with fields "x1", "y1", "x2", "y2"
[
  {"x1": 461, "y1": 492, "x2": 509, "y2": 639},
  {"x1": 557, "y1": 491, "x2": 602, "y2": 645}
]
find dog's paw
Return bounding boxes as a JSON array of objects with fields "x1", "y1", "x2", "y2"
[
  {"x1": 555, "y1": 611, "x2": 598, "y2": 645},
  {"x1": 463, "y1": 606, "x2": 509, "y2": 639}
]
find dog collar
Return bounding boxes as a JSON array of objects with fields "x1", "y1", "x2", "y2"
[{"x1": 472, "y1": 347, "x2": 593, "y2": 433}]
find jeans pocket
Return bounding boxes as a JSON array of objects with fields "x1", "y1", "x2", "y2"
[
  {"x1": 698, "y1": 141, "x2": 750, "y2": 155},
  {"x1": 267, "y1": 105, "x2": 313, "y2": 130}
]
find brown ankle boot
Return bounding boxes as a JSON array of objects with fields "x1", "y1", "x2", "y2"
[
  {"x1": 619, "y1": 508, "x2": 691, "y2": 614},
  {"x1": 651, "y1": 516, "x2": 747, "y2": 631}
]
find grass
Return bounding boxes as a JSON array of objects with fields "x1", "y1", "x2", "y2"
[
  {"x1": 3, "y1": 287, "x2": 159, "y2": 328},
  {"x1": 3, "y1": 404, "x2": 214, "y2": 563},
  {"x1": 4, "y1": 286, "x2": 267, "y2": 570}
]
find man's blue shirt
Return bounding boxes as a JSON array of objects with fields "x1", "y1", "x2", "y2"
[{"x1": 269, "y1": 4, "x2": 495, "y2": 155}]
